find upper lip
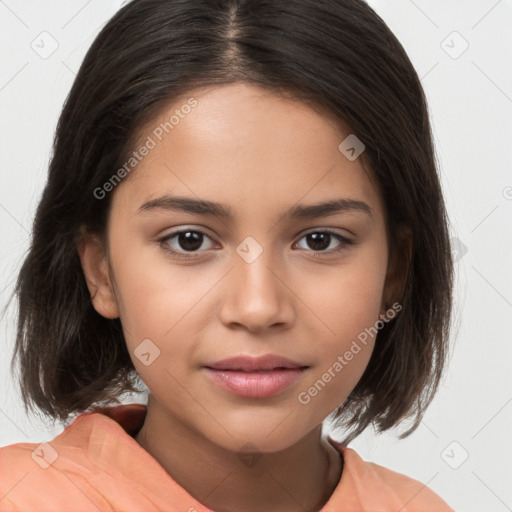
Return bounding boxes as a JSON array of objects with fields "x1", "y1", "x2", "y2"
[{"x1": 204, "y1": 354, "x2": 308, "y2": 372}]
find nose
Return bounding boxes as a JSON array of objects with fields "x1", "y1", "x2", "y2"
[{"x1": 218, "y1": 244, "x2": 295, "y2": 333}]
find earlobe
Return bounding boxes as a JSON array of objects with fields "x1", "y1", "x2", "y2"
[{"x1": 76, "y1": 229, "x2": 119, "y2": 319}]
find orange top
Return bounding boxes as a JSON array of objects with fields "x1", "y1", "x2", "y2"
[{"x1": 0, "y1": 403, "x2": 454, "y2": 512}]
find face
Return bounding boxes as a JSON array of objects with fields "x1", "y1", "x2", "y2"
[{"x1": 80, "y1": 82, "x2": 396, "y2": 453}]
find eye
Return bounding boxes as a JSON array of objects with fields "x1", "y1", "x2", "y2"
[
  {"x1": 158, "y1": 227, "x2": 352, "y2": 259},
  {"x1": 159, "y1": 228, "x2": 217, "y2": 256},
  {"x1": 294, "y1": 229, "x2": 352, "y2": 254}
]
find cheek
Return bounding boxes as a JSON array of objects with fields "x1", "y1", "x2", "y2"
[
  {"x1": 301, "y1": 249, "x2": 388, "y2": 340},
  {"x1": 106, "y1": 233, "x2": 169, "y2": 340},
  {"x1": 295, "y1": 274, "x2": 384, "y2": 423},
  {"x1": 295, "y1": 246, "x2": 387, "y2": 395},
  {"x1": 109, "y1": 241, "x2": 216, "y2": 366}
]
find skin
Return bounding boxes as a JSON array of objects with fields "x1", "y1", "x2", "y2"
[{"x1": 78, "y1": 82, "x2": 406, "y2": 512}]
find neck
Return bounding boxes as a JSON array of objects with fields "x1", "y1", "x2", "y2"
[{"x1": 134, "y1": 395, "x2": 343, "y2": 512}]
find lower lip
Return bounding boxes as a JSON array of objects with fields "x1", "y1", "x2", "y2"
[{"x1": 203, "y1": 368, "x2": 307, "y2": 398}]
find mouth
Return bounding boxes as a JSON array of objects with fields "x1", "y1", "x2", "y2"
[
  {"x1": 202, "y1": 354, "x2": 309, "y2": 398},
  {"x1": 203, "y1": 354, "x2": 309, "y2": 372}
]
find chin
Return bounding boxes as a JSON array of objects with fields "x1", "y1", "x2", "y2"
[{"x1": 204, "y1": 420, "x2": 309, "y2": 455}]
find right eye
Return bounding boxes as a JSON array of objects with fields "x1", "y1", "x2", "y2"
[{"x1": 158, "y1": 228, "x2": 219, "y2": 257}]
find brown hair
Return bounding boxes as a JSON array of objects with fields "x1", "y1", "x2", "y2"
[{"x1": 4, "y1": 0, "x2": 453, "y2": 442}]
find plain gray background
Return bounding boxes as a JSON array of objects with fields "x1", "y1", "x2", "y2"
[{"x1": 1, "y1": 1, "x2": 511, "y2": 511}]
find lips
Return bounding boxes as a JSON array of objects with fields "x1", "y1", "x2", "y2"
[
  {"x1": 202, "y1": 354, "x2": 309, "y2": 398},
  {"x1": 204, "y1": 354, "x2": 308, "y2": 372}
]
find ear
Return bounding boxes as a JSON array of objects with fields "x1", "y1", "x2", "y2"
[
  {"x1": 75, "y1": 227, "x2": 120, "y2": 319},
  {"x1": 381, "y1": 225, "x2": 412, "y2": 313}
]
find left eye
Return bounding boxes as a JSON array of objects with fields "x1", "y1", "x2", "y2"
[{"x1": 294, "y1": 230, "x2": 352, "y2": 253}]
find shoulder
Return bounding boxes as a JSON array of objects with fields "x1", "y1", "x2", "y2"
[
  {"x1": 1, "y1": 440, "x2": 67, "y2": 487},
  {"x1": 363, "y1": 456, "x2": 453, "y2": 509},
  {"x1": 0, "y1": 416, "x2": 111, "y2": 511},
  {"x1": 332, "y1": 441, "x2": 455, "y2": 511}
]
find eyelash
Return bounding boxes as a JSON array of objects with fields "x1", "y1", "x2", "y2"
[{"x1": 158, "y1": 228, "x2": 353, "y2": 259}]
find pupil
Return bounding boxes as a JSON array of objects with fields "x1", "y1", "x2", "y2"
[
  {"x1": 179, "y1": 231, "x2": 203, "y2": 251},
  {"x1": 308, "y1": 233, "x2": 330, "y2": 251}
]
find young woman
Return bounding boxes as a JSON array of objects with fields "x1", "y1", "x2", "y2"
[{"x1": 1, "y1": 0, "x2": 454, "y2": 510}]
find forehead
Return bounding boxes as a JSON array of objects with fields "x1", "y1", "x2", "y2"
[{"x1": 111, "y1": 82, "x2": 384, "y2": 224}]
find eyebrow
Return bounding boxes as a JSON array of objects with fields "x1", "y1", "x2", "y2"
[{"x1": 137, "y1": 195, "x2": 372, "y2": 219}]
